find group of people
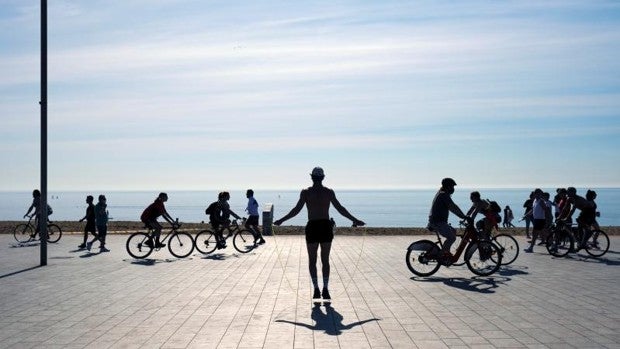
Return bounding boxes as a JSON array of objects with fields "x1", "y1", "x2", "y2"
[
  {"x1": 24, "y1": 169, "x2": 601, "y2": 301},
  {"x1": 23, "y1": 190, "x2": 110, "y2": 252},
  {"x1": 139, "y1": 189, "x2": 265, "y2": 250},
  {"x1": 136, "y1": 167, "x2": 365, "y2": 301},
  {"x1": 427, "y1": 178, "x2": 509, "y2": 262},
  {"x1": 521, "y1": 187, "x2": 599, "y2": 253}
]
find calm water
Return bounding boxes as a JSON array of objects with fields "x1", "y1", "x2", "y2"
[{"x1": 1, "y1": 188, "x2": 618, "y2": 228}]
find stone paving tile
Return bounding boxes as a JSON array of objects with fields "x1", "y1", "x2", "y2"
[{"x1": 0, "y1": 233, "x2": 619, "y2": 348}]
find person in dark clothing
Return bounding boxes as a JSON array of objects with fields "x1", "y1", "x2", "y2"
[{"x1": 78, "y1": 195, "x2": 97, "y2": 249}]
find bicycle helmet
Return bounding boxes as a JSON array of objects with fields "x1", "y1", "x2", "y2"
[{"x1": 441, "y1": 178, "x2": 457, "y2": 187}]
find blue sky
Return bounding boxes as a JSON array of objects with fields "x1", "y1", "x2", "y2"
[{"x1": 1, "y1": 0, "x2": 619, "y2": 191}]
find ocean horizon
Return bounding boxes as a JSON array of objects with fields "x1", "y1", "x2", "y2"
[{"x1": 1, "y1": 188, "x2": 619, "y2": 228}]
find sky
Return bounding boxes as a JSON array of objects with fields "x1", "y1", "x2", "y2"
[{"x1": 1, "y1": 0, "x2": 619, "y2": 191}]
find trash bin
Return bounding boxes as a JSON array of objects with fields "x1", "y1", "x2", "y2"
[{"x1": 262, "y1": 203, "x2": 274, "y2": 236}]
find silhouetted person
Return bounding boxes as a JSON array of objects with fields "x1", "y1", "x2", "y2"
[
  {"x1": 140, "y1": 193, "x2": 176, "y2": 248},
  {"x1": 245, "y1": 189, "x2": 265, "y2": 244},
  {"x1": 206, "y1": 191, "x2": 241, "y2": 249},
  {"x1": 274, "y1": 167, "x2": 365, "y2": 300},
  {"x1": 94, "y1": 194, "x2": 110, "y2": 252},
  {"x1": 503, "y1": 205, "x2": 515, "y2": 228},
  {"x1": 428, "y1": 178, "x2": 470, "y2": 260},
  {"x1": 78, "y1": 195, "x2": 98, "y2": 249}
]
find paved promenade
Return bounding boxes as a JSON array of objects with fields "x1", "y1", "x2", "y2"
[{"x1": 0, "y1": 233, "x2": 618, "y2": 349}]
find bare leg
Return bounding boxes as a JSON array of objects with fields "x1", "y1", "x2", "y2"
[
  {"x1": 306, "y1": 242, "x2": 320, "y2": 291},
  {"x1": 320, "y1": 242, "x2": 332, "y2": 286}
]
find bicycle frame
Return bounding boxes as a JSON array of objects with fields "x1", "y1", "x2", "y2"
[{"x1": 432, "y1": 222, "x2": 480, "y2": 263}]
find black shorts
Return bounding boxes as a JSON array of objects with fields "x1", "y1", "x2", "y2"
[
  {"x1": 246, "y1": 215, "x2": 259, "y2": 226},
  {"x1": 84, "y1": 222, "x2": 96, "y2": 233},
  {"x1": 533, "y1": 219, "x2": 546, "y2": 230},
  {"x1": 305, "y1": 219, "x2": 334, "y2": 243}
]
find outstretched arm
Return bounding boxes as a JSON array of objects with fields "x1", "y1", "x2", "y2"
[
  {"x1": 274, "y1": 191, "x2": 305, "y2": 225},
  {"x1": 330, "y1": 191, "x2": 365, "y2": 226}
]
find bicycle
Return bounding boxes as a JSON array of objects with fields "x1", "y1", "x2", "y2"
[
  {"x1": 194, "y1": 218, "x2": 257, "y2": 254},
  {"x1": 125, "y1": 219, "x2": 195, "y2": 259},
  {"x1": 406, "y1": 220, "x2": 502, "y2": 277},
  {"x1": 545, "y1": 221, "x2": 575, "y2": 257},
  {"x1": 452, "y1": 223, "x2": 519, "y2": 266},
  {"x1": 13, "y1": 216, "x2": 62, "y2": 243},
  {"x1": 546, "y1": 221, "x2": 610, "y2": 258},
  {"x1": 569, "y1": 222, "x2": 610, "y2": 258}
]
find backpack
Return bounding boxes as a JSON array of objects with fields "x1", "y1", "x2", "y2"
[
  {"x1": 47, "y1": 204, "x2": 53, "y2": 215},
  {"x1": 488, "y1": 200, "x2": 501, "y2": 213},
  {"x1": 205, "y1": 202, "x2": 222, "y2": 222},
  {"x1": 485, "y1": 200, "x2": 502, "y2": 223},
  {"x1": 205, "y1": 202, "x2": 218, "y2": 215}
]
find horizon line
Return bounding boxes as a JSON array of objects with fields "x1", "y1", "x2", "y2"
[{"x1": 2, "y1": 186, "x2": 619, "y2": 193}]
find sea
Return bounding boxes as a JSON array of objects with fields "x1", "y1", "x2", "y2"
[{"x1": 1, "y1": 188, "x2": 619, "y2": 228}]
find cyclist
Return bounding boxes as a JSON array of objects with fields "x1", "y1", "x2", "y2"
[
  {"x1": 274, "y1": 167, "x2": 365, "y2": 300},
  {"x1": 562, "y1": 187, "x2": 597, "y2": 251},
  {"x1": 23, "y1": 189, "x2": 53, "y2": 235},
  {"x1": 206, "y1": 191, "x2": 241, "y2": 249},
  {"x1": 140, "y1": 193, "x2": 176, "y2": 248},
  {"x1": 245, "y1": 189, "x2": 265, "y2": 245},
  {"x1": 427, "y1": 178, "x2": 471, "y2": 263},
  {"x1": 466, "y1": 191, "x2": 497, "y2": 241}
]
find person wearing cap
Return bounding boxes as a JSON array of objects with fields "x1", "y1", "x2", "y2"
[
  {"x1": 428, "y1": 178, "x2": 470, "y2": 260},
  {"x1": 93, "y1": 194, "x2": 110, "y2": 252},
  {"x1": 524, "y1": 188, "x2": 548, "y2": 253},
  {"x1": 274, "y1": 167, "x2": 365, "y2": 300}
]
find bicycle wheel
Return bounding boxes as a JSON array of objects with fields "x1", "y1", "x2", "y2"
[
  {"x1": 493, "y1": 234, "x2": 519, "y2": 265},
  {"x1": 584, "y1": 230, "x2": 610, "y2": 257},
  {"x1": 450, "y1": 234, "x2": 466, "y2": 266},
  {"x1": 126, "y1": 232, "x2": 153, "y2": 259},
  {"x1": 233, "y1": 229, "x2": 256, "y2": 253},
  {"x1": 168, "y1": 232, "x2": 195, "y2": 258},
  {"x1": 194, "y1": 230, "x2": 218, "y2": 254},
  {"x1": 465, "y1": 240, "x2": 501, "y2": 276},
  {"x1": 546, "y1": 230, "x2": 573, "y2": 257},
  {"x1": 46, "y1": 224, "x2": 62, "y2": 243},
  {"x1": 13, "y1": 224, "x2": 34, "y2": 243},
  {"x1": 406, "y1": 240, "x2": 441, "y2": 277}
]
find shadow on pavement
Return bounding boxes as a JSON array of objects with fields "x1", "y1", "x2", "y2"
[
  {"x1": 0, "y1": 265, "x2": 42, "y2": 280},
  {"x1": 123, "y1": 258, "x2": 191, "y2": 265},
  {"x1": 201, "y1": 253, "x2": 227, "y2": 260},
  {"x1": 9, "y1": 242, "x2": 40, "y2": 248},
  {"x1": 411, "y1": 275, "x2": 511, "y2": 293},
  {"x1": 497, "y1": 265, "x2": 529, "y2": 276},
  {"x1": 275, "y1": 303, "x2": 380, "y2": 336}
]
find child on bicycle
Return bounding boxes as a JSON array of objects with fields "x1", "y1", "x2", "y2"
[
  {"x1": 466, "y1": 191, "x2": 498, "y2": 241},
  {"x1": 140, "y1": 193, "x2": 176, "y2": 248},
  {"x1": 206, "y1": 191, "x2": 241, "y2": 249}
]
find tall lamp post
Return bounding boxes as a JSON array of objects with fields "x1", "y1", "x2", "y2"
[{"x1": 40, "y1": 0, "x2": 48, "y2": 266}]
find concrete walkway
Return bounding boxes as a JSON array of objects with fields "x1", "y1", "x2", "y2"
[{"x1": 0, "y1": 233, "x2": 618, "y2": 348}]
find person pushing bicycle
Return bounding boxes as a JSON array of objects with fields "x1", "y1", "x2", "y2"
[
  {"x1": 140, "y1": 192, "x2": 177, "y2": 248},
  {"x1": 206, "y1": 191, "x2": 241, "y2": 249},
  {"x1": 23, "y1": 189, "x2": 53, "y2": 235}
]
